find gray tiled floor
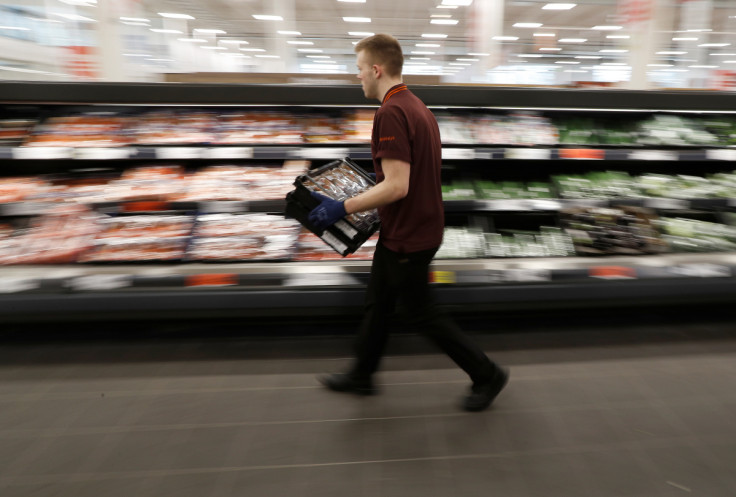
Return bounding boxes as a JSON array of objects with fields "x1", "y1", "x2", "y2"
[{"x1": 1, "y1": 316, "x2": 736, "y2": 497}]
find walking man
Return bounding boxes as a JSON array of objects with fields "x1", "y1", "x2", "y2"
[{"x1": 308, "y1": 34, "x2": 508, "y2": 411}]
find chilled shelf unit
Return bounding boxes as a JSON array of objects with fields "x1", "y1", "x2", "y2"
[{"x1": 3, "y1": 81, "x2": 736, "y2": 321}]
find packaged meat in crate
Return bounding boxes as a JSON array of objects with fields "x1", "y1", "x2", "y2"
[{"x1": 285, "y1": 158, "x2": 379, "y2": 256}]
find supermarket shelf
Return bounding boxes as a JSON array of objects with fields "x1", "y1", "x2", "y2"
[
  {"x1": 1, "y1": 197, "x2": 733, "y2": 218},
  {"x1": 2, "y1": 253, "x2": 736, "y2": 320},
  {"x1": 3, "y1": 82, "x2": 736, "y2": 111},
  {"x1": 5, "y1": 146, "x2": 736, "y2": 162}
]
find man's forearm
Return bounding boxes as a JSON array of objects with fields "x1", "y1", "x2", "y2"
[{"x1": 344, "y1": 180, "x2": 407, "y2": 214}]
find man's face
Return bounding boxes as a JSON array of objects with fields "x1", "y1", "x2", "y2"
[{"x1": 356, "y1": 50, "x2": 378, "y2": 100}]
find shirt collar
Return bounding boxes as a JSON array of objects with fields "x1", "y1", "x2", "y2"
[{"x1": 382, "y1": 83, "x2": 408, "y2": 104}]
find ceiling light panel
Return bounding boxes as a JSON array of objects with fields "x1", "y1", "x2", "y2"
[
  {"x1": 343, "y1": 17, "x2": 371, "y2": 23},
  {"x1": 542, "y1": 3, "x2": 576, "y2": 10},
  {"x1": 431, "y1": 20, "x2": 459, "y2": 25},
  {"x1": 158, "y1": 13, "x2": 195, "y2": 20},
  {"x1": 253, "y1": 15, "x2": 283, "y2": 21}
]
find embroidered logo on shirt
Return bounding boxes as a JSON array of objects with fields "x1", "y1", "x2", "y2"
[{"x1": 380, "y1": 136, "x2": 396, "y2": 142}]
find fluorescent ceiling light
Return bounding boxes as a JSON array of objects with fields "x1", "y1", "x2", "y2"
[
  {"x1": 724, "y1": 61, "x2": 736, "y2": 63},
  {"x1": 150, "y1": 29, "x2": 182, "y2": 34},
  {"x1": 600, "y1": 49, "x2": 628, "y2": 53},
  {"x1": 412, "y1": 51, "x2": 436, "y2": 55},
  {"x1": 201, "y1": 46, "x2": 226, "y2": 50},
  {"x1": 519, "y1": 54, "x2": 543, "y2": 58},
  {"x1": 468, "y1": 52, "x2": 490, "y2": 56},
  {"x1": 534, "y1": 33, "x2": 556, "y2": 37},
  {"x1": 0, "y1": 66, "x2": 49, "y2": 74},
  {"x1": 307, "y1": 55, "x2": 330, "y2": 58},
  {"x1": 449, "y1": 63, "x2": 471, "y2": 66},
  {"x1": 54, "y1": 13, "x2": 96, "y2": 22},
  {"x1": 416, "y1": 43, "x2": 440, "y2": 47},
  {"x1": 349, "y1": 31, "x2": 375, "y2": 36},
  {"x1": 220, "y1": 40, "x2": 248, "y2": 45},
  {"x1": 514, "y1": 23, "x2": 543, "y2": 28},
  {"x1": 441, "y1": 0, "x2": 472, "y2": 5},
  {"x1": 411, "y1": 57, "x2": 431, "y2": 60},
  {"x1": 657, "y1": 51, "x2": 687, "y2": 55},
  {"x1": 564, "y1": 70, "x2": 588, "y2": 73},
  {"x1": 556, "y1": 61, "x2": 580, "y2": 64},
  {"x1": 710, "y1": 53, "x2": 736, "y2": 56},
  {"x1": 121, "y1": 22, "x2": 149, "y2": 26},
  {"x1": 178, "y1": 38, "x2": 207, "y2": 43},
  {"x1": 607, "y1": 35, "x2": 630, "y2": 39},
  {"x1": 689, "y1": 65, "x2": 718, "y2": 68},
  {"x1": 256, "y1": 55, "x2": 280, "y2": 58},
  {"x1": 422, "y1": 33, "x2": 448, "y2": 38},
  {"x1": 343, "y1": 17, "x2": 371, "y2": 23},
  {"x1": 686, "y1": 29, "x2": 711, "y2": 32},
  {"x1": 288, "y1": 41, "x2": 314, "y2": 45},
  {"x1": 194, "y1": 29, "x2": 226, "y2": 34},
  {"x1": 648, "y1": 64, "x2": 673, "y2": 67},
  {"x1": 559, "y1": 38, "x2": 587, "y2": 43},
  {"x1": 120, "y1": 17, "x2": 149, "y2": 23},
  {"x1": 298, "y1": 48, "x2": 323, "y2": 53},
  {"x1": 431, "y1": 15, "x2": 452, "y2": 18},
  {"x1": 431, "y1": 19, "x2": 459, "y2": 25},
  {"x1": 699, "y1": 43, "x2": 730, "y2": 47},
  {"x1": 673, "y1": 37, "x2": 698, "y2": 41},
  {"x1": 158, "y1": 13, "x2": 195, "y2": 20},
  {"x1": 457, "y1": 58, "x2": 480, "y2": 61},
  {"x1": 0, "y1": 26, "x2": 30, "y2": 30},
  {"x1": 253, "y1": 15, "x2": 283, "y2": 21},
  {"x1": 539, "y1": 48, "x2": 562, "y2": 51},
  {"x1": 278, "y1": 31, "x2": 301, "y2": 35},
  {"x1": 240, "y1": 48, "x2": 266, "y2": 52},
  {"x1": 148, "y1": 58, "x2": 175, "y2": 62},
  {"x1": 601, "y1": 63, "x2": 627, "y2": 66},
  {"x1": 592, "y1": 25, "x2": 623, "y2": 30},
  {"x1": 543, "y1": 3, "x2": 576, "y2": 10},
  {"x1": 575, "y1": 55, "x2": 601, "y2": 59},
  {"x1": 492, "y1": 36, "x2": 519, "y2": 41}
]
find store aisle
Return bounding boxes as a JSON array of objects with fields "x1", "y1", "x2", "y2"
[{"x1": 1, "y1": 311, "x2": 736, "y2": 497}]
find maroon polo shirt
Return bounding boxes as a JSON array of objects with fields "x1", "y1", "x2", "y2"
[{"x1": 371, "y1": 84, "x2": 444, "y2": 253}]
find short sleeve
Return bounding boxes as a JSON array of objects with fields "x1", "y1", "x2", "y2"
[{"x1": 374, "y1": 106, "x2": 411, "y2": 164}]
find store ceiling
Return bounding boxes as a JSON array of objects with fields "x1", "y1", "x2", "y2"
[{"x1": 138, "y1": 0, "x2": 736, "y2": 73}]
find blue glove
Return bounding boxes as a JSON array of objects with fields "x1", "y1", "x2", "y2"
[{"x1": 308, "y1": 191, "x2": 347, "y2": 231}]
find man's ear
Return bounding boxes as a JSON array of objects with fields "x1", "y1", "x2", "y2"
[{"x1": 372, "y1": 64, "x2": 382, "y2": 78}]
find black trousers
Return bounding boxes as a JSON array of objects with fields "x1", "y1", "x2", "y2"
[{"x1": 351, "y1": 242, "x2": 496, "y2": 384}]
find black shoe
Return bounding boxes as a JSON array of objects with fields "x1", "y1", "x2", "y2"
[
  {"x1": 318, "y1": 373, "x2": 376, "y2": 396},
  {"x1": 463, "y1": 367, "x2": 509, "y2": 412}
]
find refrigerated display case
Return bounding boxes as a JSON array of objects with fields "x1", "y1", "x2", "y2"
[{"x1": 3, "y1": 81, "x2": 736, "y2": 322}]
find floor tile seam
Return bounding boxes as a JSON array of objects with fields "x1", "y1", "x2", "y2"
[
  {"x1": 0, "y1": 434, "x2": 723, "y2": 487},
  {"x1": 1, "y1": 394, "x2": 727, "y2": 440},
  {"x1": 4, "y1": 347, "x2": 734, "y2": 376},
  {"x1": 0, "y1": 370, "x2": 674, "y2": 401}
]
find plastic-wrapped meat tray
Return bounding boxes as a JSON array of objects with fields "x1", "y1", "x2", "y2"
[{"x1": 285, "y1": 158, "x2": 379, "y2": 256}]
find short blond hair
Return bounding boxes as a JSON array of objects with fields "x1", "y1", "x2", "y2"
[{"x1": 355, "y1": 34, "x2": 403, "y2": 78}]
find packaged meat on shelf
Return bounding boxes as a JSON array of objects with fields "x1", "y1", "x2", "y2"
[
  {"x1": 213, "y1": 111, "x2": 305, "y2": 144},
  {"x1": 126, "y1": 110, "x2": 218, "y2": 145},
  {"x1": 78, "y1": 214, "x2": 195, "y2": 262},
  {"x1": 187, "y1": 213, "x2": 301, "y2": 261},
  {"x1": 24, "y1": 114, "x2": 132, "y2": 147},
  {"x1": 0, "y1": 119, "x2": 36, "y2": 145},
  {"x1": 0, "y1": 205, "x2": 102, "y2": 264},
  {"x1": 294, "y1": 230, "x2": 378, "y2": 261}
]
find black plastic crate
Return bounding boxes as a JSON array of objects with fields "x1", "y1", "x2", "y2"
[{"x1": 285, "y1": 158, "x2": 379, "y2": 256}]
